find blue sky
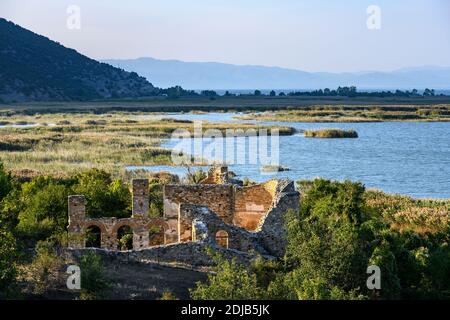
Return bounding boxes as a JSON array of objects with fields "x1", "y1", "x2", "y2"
[{"x1": 1, "y1": 0, "x2": 449, "y2": 72}]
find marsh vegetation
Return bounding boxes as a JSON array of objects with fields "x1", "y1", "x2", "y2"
[
  {"x1": 304, "y1": 128, "x2": 358, "y2": 138},
  {"x1": 0, "y1": 112, "x2": 293, "y2": 178},
  {"x1": 238, "y1": 105, "x2": 450, "y2": 122}
]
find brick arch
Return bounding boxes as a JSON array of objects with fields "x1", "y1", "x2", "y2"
[
  {"x1": 82, "y1": 221, "x2": 107, "y2": 234},
  {"x1": 111, "y1": 220, "x2": 138, "y2": 235},
  {"x1": 215, "y1": 229, "x2": 229, "y2": 249}
]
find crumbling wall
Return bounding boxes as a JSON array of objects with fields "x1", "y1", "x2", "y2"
[
  {"x1": 178, "y1": 204, "x2": 267, "y2": 254},
  {"x1": 68, "y1": 180, "x2": 167, "y2": 251},
  {"x1": 164, "y1": 184, "x2": 234, "y2": 243},
  {"x1": 257, "y1": 180, "x2": 300, "y2": 257},
  {"x1": 233, "y1": 182, "x2": 275, "y2": 231},
  {"x1": 68, "y1": 168, "x2": 300, "y2": 259}
]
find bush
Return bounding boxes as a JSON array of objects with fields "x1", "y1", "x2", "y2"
[
  {"x1": 190, "y1": 251, "x2": 264, "y2": 300},
  {"x1": 15, "y1": 178, "x2": 71, "y2": 244},
  {"x1": 30, "y1": 239, "x2": 64, "y2": 294},
  {"x1": 79, "y1": 252, "x2": 110, "y2": 299},
  {"x1": 0, "y1": 162, "x2": 12, "y2": 201},
  {"x1": 0, "y1": 227, "x2": 18, "y2": 296},
  {"x1": 73, "y1": 169, "x2": 131, "y2": 218}
]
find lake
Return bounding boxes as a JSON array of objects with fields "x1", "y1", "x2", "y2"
[{"x1": 128, "y1": 113, "x2": 450, "y2": 199}]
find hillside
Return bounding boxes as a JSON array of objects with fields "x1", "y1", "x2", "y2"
[
  {"x1": 104, "y1": 57, "x2": 450, "y2": 90},
  {"x1": 0, "y1": 19, "x2": 158, "y2": 103}
]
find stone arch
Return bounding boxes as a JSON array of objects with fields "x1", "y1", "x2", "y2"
[
  {"x1": 117, "y1": 225, "x2": 134, "y2": 250},
  {"x1": 111, "y1": 220, "x2": 137, "y2": 250},
  {"x1": 83, "y1": 221, "x2": 107, "y2": 249},
  {"x1": 85, "y1": 225, "x2": 102, "y2": 248},
  {"x1": 215, "y1": 230, "x2": 229, "y2": 249}
]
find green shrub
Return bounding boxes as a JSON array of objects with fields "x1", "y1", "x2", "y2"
[
  {"x1": 79, "y1": 252, "x2": 110, "y2": 300},
  {"x1": 31, "y1": 239, "x2": 64, "y2": 294},
  {"x1": 0, "y1": 227, "x2": 18, "y2": 296},
  {"x1": 73, "y1": 169, "x2": 131, "y2": 218},
  {"x1": 190, "y1": 251, "x2": 264, "y2": 300},
  {"x1": 15, "y1": 178, "x2": 71, "y2": 244},
  {"x1": 0, "y1": 162, "x2": 12, "y2": 201}
]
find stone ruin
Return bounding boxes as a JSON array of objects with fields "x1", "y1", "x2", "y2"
[{"x1": 67, "y1": 166, "x2": 299, "y2": 260}]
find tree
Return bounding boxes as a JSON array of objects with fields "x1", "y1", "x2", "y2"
[
  {"x1": 190, "y1": 251, "x2": 263, "y2": 300},
  {"x1": 269, "y1": 90, "x2": 276, "y2": 97},
  {"x1": 80, "y1": 252, "x2": 110, "y2": 299},
  {"x1": 0, "y1": 227, "x2": 17, "y2": 296},
  {"x1": 254, "y1": 90, "x2": 262, "y2": 96},
  {"x1": 14, "y1": 177, "x2": 71, "y2": 243},
  {"x1": 0, "y1": 162, "x2": 12, "y2": 201},
  {"x1": 73, "y1": 169, "x2": 131, "y2": 218}
]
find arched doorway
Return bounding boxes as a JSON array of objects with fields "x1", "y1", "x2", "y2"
[
  {"x1": 215, "y1": 230, "x2": 229, "y2": 249},
  {"x1": 117, "y1": 225, "x2": 134, "y2": 250},
  {"x1": 85, "y1": 225, "x2": 101, "y2": 248},
  {"x1": 148, "y1": 224, "x2": 165, "y2": 246}
]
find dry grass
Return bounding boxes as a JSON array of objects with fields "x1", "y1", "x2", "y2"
[
  {"x1": 238, "y1": 104, "x2": 450, "y2": 122},
  {"x1": 365, "y1": 190, "x2": 450, "y2": 234},
  {"x1": 0, "y1": 112, "x2": 294, "y2": 178}
]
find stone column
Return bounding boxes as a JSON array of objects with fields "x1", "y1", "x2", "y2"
[
  {"x1": 68, "y1": 195, "x2": 86, "y2": 249},
  {"x1": 132, "y1": 179, "x2": 149, "y2": 218}
]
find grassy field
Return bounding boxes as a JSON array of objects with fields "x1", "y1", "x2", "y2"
[
  {"x1": 238, "y1": 104, "x2": 450, "y2": 122},
  {"x1": 0, "y1": 112, "x2": 294, "y2": 178}
]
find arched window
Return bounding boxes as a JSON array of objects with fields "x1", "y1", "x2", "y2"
[
  {"x1": 148, "y1": 224, "x2": 165, "y2": 246},
  {"x1": 117, "y1": 225, "x2": 133, "y2": 250},
  {"x1": 215, "y1": 230, "x2": 229, "y2": 249},
  {"x1": 85, "y1": 225, "x2": 101, "y2": 248}
]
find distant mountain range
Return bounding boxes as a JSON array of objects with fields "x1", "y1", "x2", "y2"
[
  {"x1": 1, "y1": 17, "x2": 449, "y2": 104},
  {"x1": 103, "y1": 57, "x2": 450, "y2": 91},
  {"x1": 0, "y1": 18, "x2": 157, "y2": 103}
]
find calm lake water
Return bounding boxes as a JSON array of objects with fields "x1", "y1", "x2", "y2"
[{"x1": 128, "y1": 113, "x2": 450, "y2": 199}]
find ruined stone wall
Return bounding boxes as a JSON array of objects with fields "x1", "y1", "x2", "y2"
[
  {"x1": 163, "y1": 184, "x2": 234, "y2": 243},
  {"x1": 179, "y1": 204, "x2": 267, "y2": 254},
  {"x1": 68, "y1": 180, "x2": 167, "y2": 251},
  {"x1": 257, "y1": 180, "x2": 300, "y2": 257},
  {"x1": 68, "y1": 170, "x2": 300, "y2": 258},
  {"x1": 233, "y1": 182, "x2": 276, "y2": 231}
]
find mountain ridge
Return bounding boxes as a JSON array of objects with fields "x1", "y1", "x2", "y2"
[
  {"x1": 0, "y1": 18, "x2": 158, "y2": 103},
  {"x1": 103, "y1": 57, "x2": 450, "y2": 90}
]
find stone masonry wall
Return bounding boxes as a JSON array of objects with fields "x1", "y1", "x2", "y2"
[
  {"x1": 163, "y1": 184, "x2": 234, "y2": 243},
  {"x1": 68, "y1": 180, "x2": 168, "y2": 251},
  {"x1": 233, "y1": 182, "x2": 275, "y2": 231}
]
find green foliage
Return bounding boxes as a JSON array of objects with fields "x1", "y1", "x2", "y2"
[
  {"x1": 79, "y1": 252, "x2": 110, "y2": 300},
  {"x1": 159, "y1": 291, "x2": 178, "y2": 300},
  {"x1": 0, "y1": 162, "x2": 12, "y2": 201},
  {"x1": 31, "y1": 239, "x2": 64, "y2": 294},
  {"x1": 13, "y1": 177, "x2": 71, "y2": 244},
  {"x1": 190, "y1": 251, "x2": 264, "y2": 300},
  {"x1": 0, "y1": 227, "x2": 18, "y2": 296},
  {"x1": 73, "y1": 169, "x2": 131, "y2": 218},
  {"x1": 189, "y1": 179, "x2": 449, "y2": 300}
]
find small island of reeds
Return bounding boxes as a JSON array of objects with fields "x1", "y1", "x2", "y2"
[{"x1": 304, "y1": 128, "x2": 358, "y2": 138}]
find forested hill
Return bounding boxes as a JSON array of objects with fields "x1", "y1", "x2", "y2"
[{"x1": 0, "y1": 18, "x2": 158, "y2": 103}]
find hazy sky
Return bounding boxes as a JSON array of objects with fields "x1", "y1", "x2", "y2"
[{"x1": 1, "y1": 0, "x2": 450, "y2": 72}]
